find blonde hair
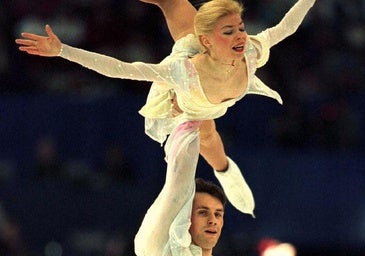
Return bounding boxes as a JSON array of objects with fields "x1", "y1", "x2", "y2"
[{"x1": 194, "y1": 0, "x2": 244, "y2": 40}]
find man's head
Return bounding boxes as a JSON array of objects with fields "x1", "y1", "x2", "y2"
[
  {"x1": 189, "y1": 178, "x2": 227, "y2": 252},
  {"x1": 195, "y1": 178, "x2": 227, "y2": 206}
]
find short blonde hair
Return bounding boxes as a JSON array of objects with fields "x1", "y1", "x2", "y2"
[{"x1": 194, "y1": 0, "x2": 244, "y2": 38}]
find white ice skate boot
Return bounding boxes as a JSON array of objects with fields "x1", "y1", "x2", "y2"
[{"x1": 214, "y1": 157, "x2": 255, "y2": 217}]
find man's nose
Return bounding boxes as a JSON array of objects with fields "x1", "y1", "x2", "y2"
[{"x1": 207, "y1": 215, "x2": 217, "y2": 225}]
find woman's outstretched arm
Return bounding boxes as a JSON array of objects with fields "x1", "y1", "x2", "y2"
[
  {"x1": 16, "y1": 25, "x2": 174, "y2": 84},
  {"x1": 266, "y1": 0, "x2": 316, "y2": 47}
]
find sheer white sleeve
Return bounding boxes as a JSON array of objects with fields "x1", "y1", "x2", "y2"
[
  {"x1": 59, "y1": 44, "x2": 173, "y2": 83},
  {"x1": 134, "y1": 121, "x2": 201, "y2": 256},
  {"x1": 266, "y1": 0, "x2": 316, "y2": 47}
]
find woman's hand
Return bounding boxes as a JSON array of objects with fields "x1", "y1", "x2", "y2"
[{"x1": 15, "y1": 24, "x2": 62, "y2": 57}]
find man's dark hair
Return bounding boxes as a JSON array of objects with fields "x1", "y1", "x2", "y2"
[{"x1": 195, "y1": 178, "x2": 227, "y2": 207}]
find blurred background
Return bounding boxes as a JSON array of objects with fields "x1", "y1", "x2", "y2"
[{"x1": 1, "y1": 0, "x2": 364, "y2": 255}]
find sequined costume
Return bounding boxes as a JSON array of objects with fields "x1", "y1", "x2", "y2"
[
  {"x1": 57, "y1": 0, "x2": 316, "y2": 255},
  {"x1": 59, "y1": 0, "x2": 315, "y2": 145}
]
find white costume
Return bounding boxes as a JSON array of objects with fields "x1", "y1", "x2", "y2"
[
  {"x1": 57, "y1": 0, "x2": 316, "y2": 254},
  {"x1": 133, "y1": 121, "x2": 243, "y2": 256},
  {"x1": 59, "y1": 0, "x2": 315, "y2": 144}
]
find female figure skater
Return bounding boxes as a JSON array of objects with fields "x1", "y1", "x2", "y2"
[{"x1": 16, "y1": 0, "x2": 316, "y2": 215}]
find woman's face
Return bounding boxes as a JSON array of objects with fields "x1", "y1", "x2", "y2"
[{"x1": 203, "y1": 13, "x2": 247, "y2": 62}]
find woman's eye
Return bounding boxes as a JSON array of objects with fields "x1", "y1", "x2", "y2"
[{"x1": 223, "y1": 31, "x2": 233, "y2": 35}]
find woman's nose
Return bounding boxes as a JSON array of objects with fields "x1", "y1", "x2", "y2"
[{"x1": 238, "y1": 31, "x2": 247, "y2": 40}]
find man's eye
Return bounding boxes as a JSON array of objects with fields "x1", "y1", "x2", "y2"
[
  {"x1": 215, "y1": 213, "x2": 223, "y2": 218},
  {"x1": 239, "y1": 28, "x2": 245, "y2": 32}
]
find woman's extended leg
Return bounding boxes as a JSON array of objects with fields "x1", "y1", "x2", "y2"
[
  {"x1": 200, "y1": 120, "x2": 255, "y2": 216},
  {"x1": 199, "y1": 120, "x2": 229, "y2": 172},
  {"x1": 138, "y1": 0, "x2": 196, "y2": 41}
]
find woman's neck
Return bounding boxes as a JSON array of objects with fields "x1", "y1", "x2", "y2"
[
  {"x1": 205, "y1": 54, "x2": 240, "y2": 77},
  {"x1": 208, "y1": 53, "x2": 237, "y2": 66}
]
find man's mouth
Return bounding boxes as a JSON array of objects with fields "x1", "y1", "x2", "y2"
[{"x1": 205, "y1": 229, "x2": 217, "y2": 235}]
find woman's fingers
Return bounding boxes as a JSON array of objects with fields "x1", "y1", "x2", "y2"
[
  {"x1": 15, "y1": 38, "x2": 39, "y2": 55},
  {"x1": 18, "y1": 47, "x2": 39, "y2": 55},
  {"x1": 20, "y1": 32, "x2": 45, "y2": 41},
  {"x1": 15, "y1": 38, "x2": 36, "y2": 46},
  {"x1": 45, "y1": 24, "x2": 56, "y2": 38},
  {"x1": 15, "y1": 25, "x2": 54, "y2": 47},
  {"x1": 15, "y1": 25, "x2": 62, "y2": 56}
]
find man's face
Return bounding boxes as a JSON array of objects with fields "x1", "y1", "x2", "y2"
[{"x1": 189, "y1": 192, "x2": 224, "y2": 251}]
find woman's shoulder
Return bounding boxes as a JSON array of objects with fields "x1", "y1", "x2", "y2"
[
  {"x1": 171, "y1": 34, "x2": 203, "y2": 57},
  {"x1": 247, "y1": 33, "x2": 270, "y2": 68}
]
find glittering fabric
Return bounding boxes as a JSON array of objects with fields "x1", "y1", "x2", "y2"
[
  {"x1": 59, "y1": 0, "x2": 315, "y2": 146},
  {"x1": 59, "y1": 1, "x2": 316, "y2": 254}
]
